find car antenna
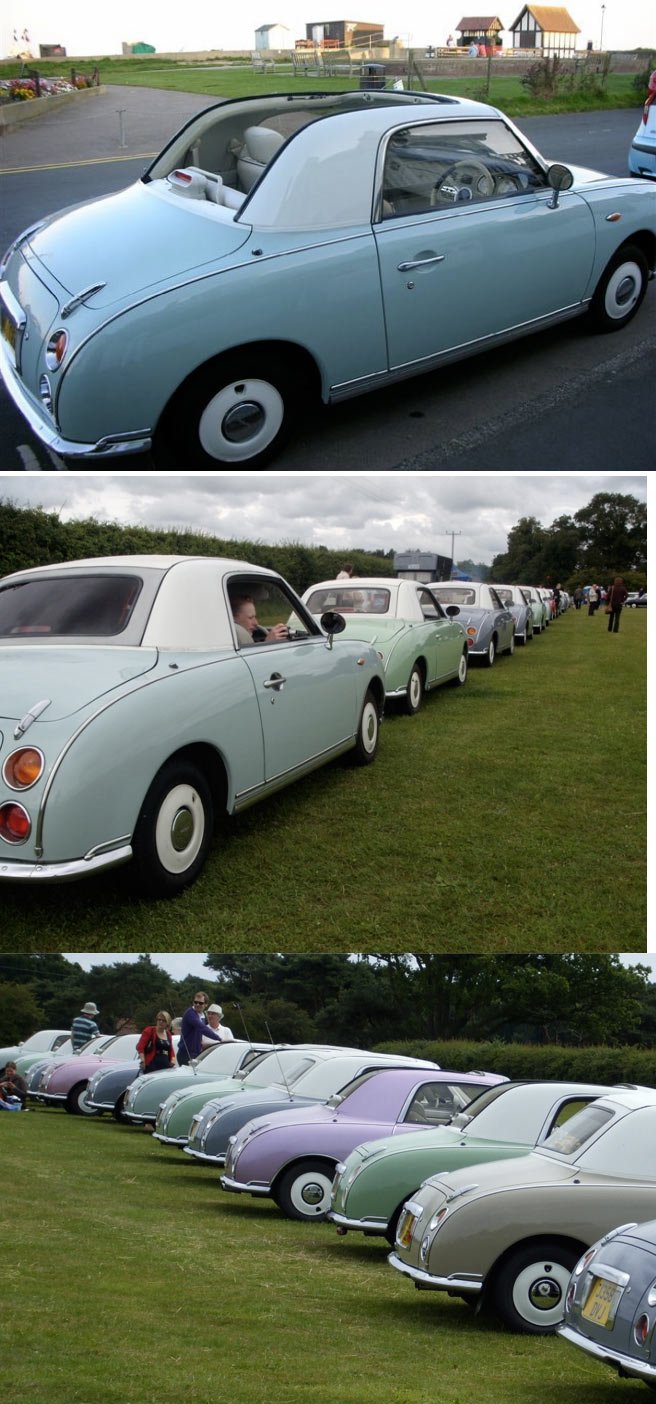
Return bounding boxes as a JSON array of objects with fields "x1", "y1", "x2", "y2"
[
  {"x1": 264, "y1": 1018, "x2": 295, "y2": 1101},
  {"x1": 231, "y1": 1001, "x2": 253, "y2": 1045}
]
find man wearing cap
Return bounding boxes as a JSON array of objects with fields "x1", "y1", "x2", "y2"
[
  {"x1": 71, "y1": 1001, "x2": 100, "y2": 1051},
  {"x1": 203, "y1": 1004, "x2": 234, "y2": 1044},
  {"x1": 177, "y1": 991, "x2": 224, "y2": 1066}
]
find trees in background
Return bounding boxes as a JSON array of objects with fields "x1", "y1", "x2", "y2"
[{"x1": 490, "y1": 493, "x2": 647, "y2": 589}]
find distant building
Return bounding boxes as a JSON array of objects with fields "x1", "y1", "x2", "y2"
[
  {"x1": 305, "y1": 19, "x2": 384, "y2": 49},
  {"x1": 394, "y1": 552, "x2": 453, "y2": 583},
  {"x1": 508, "y1": 5, "x2": 580, "y2": 54},
  {"x1": 255, "y1": 23, "x2": 294, "y2": 50},
  {"x1": 455, "y1": 16, "x2": 505, "y2": 46}
]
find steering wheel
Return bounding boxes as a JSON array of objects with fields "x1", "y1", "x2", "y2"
[{"x1": 433, "y1": 158, "x2": 496, "y2": 204}]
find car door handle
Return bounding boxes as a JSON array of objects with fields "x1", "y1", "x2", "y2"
[
  {"x1": 263, "y1": 674, "x2": 286, "y2": 691},
  {"x1": 397, "y1": 255, "x2": 446, "y2": 271}
]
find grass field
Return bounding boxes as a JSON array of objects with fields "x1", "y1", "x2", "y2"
[
  {"x1": 2, "y1": 1107, "x2": 639, "y2": 1404},
  {"x1": 0, "y1": 56, "x2": 646, "y2": 115},
  {"x1": 4, "y1": 606, "x2": 646, "y2": 952}
]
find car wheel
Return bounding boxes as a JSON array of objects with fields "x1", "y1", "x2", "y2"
[
  {"x1": 274, "y1": 1160, "x2": 336, "y2": 1221},
  {"x1": 154, "y1": 353, "x2": 302, "y2": 468},
  {"x1": 132, "y1": 759, "x2": 214, "y2": 897},
  {"x1": 351, "y1": 688, "x2": 380, "y2": 765},
  {"x1": 404, "y1": 663, "x2": 424, "y2": 715},
  {"x1": 113, "y1": 1092, "x2": 130, "y2": 1124},
  {"x1": 492, "y1": 1240, "x2": 580, "y2": 1334},
  {"x1": 449, "y1": 649, "x2": 468, "y2": 687},
  {"x1": 483, "y1": 637, "x2": 496, "y2": 668},
  {"x1": 589, "y1": 244, "x2": 649, "y2": 332},
  {"x1": 66, "y1": 1081, "x2": 101, "y2": 1117}
]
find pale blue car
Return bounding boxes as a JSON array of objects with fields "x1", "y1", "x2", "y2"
[
  {"x1": 1, "y1": 89, "x2": 654, "y2": 467},
  {"x1": 0, "y1": 554, "x2": 385, "y2": 896}
]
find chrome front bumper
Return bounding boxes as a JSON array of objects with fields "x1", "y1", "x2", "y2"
[
  {"x1": 328, "y1": 1210, "x2": 387, "y2": 1234},
  {"x1": 387, "y1": 1251, "x2": 483, "y2": 1293},
  {"x1": 0, "y1": 333, "x2": 152, "y2": 459},
  {"x1": 220, "y1": 1174, "x2": 271, "y2": 1195},
  {"x1": 184, "y1": 1146, "x2": 225, "y2": 1165},
  {"x1": 558, "y1": 1323, "x2": 656, "y2": 1384}
]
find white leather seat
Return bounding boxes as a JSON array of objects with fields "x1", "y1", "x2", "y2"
[{"x1": 237, "y1": 126, "x2": 285, "y2": 191}]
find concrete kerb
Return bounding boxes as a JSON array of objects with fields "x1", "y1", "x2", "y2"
[{"x1": 0, "y1": 84, "x2": 108, "y2": 132}]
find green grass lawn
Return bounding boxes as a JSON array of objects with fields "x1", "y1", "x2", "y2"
[
  {"x1": 2, "y1": 1107, "x2": 638, "y2": 1404},
  {"x1": 0, "y1": 56, "x2": 645, "y2": 115},
  {"x1": 3, "y1": 607, "x2": 646, "y2": 952}
]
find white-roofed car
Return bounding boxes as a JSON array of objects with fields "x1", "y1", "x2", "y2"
[
  {"x1": 1, "y1": 89, "x2": 654, "y2": 468},
  {"x1": 489, "y1": 585, "x2": 534, "y2": 645},
  {"x1": 388, "y1": 1087, "x2": 656, "y2": 1335},
  {"x1": 302, "y1": 576, "x2": 468, "y2": 714},
  {"x1": 430, "y1": 582, "x2": 515, "y2": 666},
  {"x1": 0, "y1": 554, "x2": 385, "y2": 896}
]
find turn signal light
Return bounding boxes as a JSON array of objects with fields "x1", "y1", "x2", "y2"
[
  {"x1": 635, "y1": 1314, "x2": 651, "y2": 1346},
  {"x1": 3, "y1": 746, "x2": 44, "y2": 790},
  {"x1": 0, "y1": 801, "x2": 31, "y2": 843}
]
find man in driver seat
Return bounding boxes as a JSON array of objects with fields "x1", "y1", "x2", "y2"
[{"x1": 231, "y1": 593, "x2": 288, "y2": 646}]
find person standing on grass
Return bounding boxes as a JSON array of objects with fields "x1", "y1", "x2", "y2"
[
  {"x1": 607, "y1": 576, "x2": 629, "y2": 634},
  {"x1": 136, "y1": 1011, "x2": 176, "y2": 1073},
  {"x1": 71, "y1": 1001, "x2": 100, "y2": 1051},
  {"x1": 587, "y1": 585, "x2": 598, "y2": 616},
  {"x1": 177, "y1": 991, "x2": 223, "y2": 1066}
]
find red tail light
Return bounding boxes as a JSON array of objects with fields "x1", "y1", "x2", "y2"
[{"x1": 0, "y1": 802, "x2": 31, "y2": 843}]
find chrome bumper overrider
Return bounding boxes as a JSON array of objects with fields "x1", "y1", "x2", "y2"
[
  {"x1": 558, "y1": 1324, "x2": 656, "y2": 1384},
  {"x1": 387, "y1": 1252, "x2": 483, "y2": 1293},
  {"x1": 184, "y1": 1146, "x2": 224, "y2": 1164},
  {"x1": 0, "y1": 336, "x2": 152, "y2": 458},
  {"x1": 0, "y1": 844, "x2": 133, "y2": 883}
]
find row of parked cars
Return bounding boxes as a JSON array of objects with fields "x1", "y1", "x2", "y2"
[
  {"x1": 11, "y1": 1025, "x2": 656, "y2": 1388},
  {"x1": 0, "y1": 554, "x2": 563, "y2": 897}
]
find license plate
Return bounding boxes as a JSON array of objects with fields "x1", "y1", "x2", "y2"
[
  {"x1": 397, "y1": 1210, "x2": 418, "y2": 1249},
  {"x1": 582, "y1": 1275, "x2": 623, "y2": 1329},
  {"x1": 1, "y1": 305, "x2": 16, "y2": 351}
]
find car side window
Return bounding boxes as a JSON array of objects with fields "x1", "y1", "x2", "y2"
[
  {"x1": 403, "y1": 1081, "x2": 478, "y2": 1125},
  {"x1": 381, "y1": 118, "x2": 548, "y2": 219},
  {"x1": 417, "y1": 588, "x2": 440, "y2": 619},
  {"x1": 227, "y1": 577, "x2": 318, "y2": 648}
]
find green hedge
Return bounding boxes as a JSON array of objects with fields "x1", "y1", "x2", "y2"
[{"x1": 374, "y1": 1039, "x2": 656, "y2": 1086}]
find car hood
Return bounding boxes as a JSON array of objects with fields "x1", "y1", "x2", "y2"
[
  {"x1": 0, "y1": 646, "x2": 159, "y2": 722},
  {"x1": 23, "y1": 180, "x2": 252, "y2": 308},
  {"x1": 424, "y1": 1149, "x2": 577, "y2": 1198}
]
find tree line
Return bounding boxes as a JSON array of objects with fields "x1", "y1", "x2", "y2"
[
  {"x1": 1, "y1": 953, "x2": 654, "y2": 1050},
  {"x1": 0, "y1": 490, "x2": 645, "y2": 595}
]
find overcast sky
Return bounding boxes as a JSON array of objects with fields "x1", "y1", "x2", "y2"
[
  {"x1": 63, "y1": 953, "x2": 656, "y2": 980},
  {"x1": 1, "y1": 472, "x2": 646, "y2": 569},
  {"x1": 2, "y1": 2, "x2": 654, "y2": 58}
]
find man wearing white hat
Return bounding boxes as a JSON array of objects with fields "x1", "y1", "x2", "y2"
[
  {"x1": 71, "y1": 1001, "x2": 100, "y2": 1051},
  {"x1": 203, "y1": 1004, "x2": 234, "y2": 1044}
]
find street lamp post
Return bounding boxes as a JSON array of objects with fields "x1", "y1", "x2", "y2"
[
  {"x1": 444, "y1": 530, "x2": 462, "y2": 577},
  {"x1": 599, "y1": 4, "x2": 606, "y2": 52}
]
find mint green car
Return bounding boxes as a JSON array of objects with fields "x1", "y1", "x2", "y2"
[
  {"x1": 329, "y1": 1080, "x2": 614, "y2": 1244},
  {"x1": 302, "y1": 578, "x2": 468, "y2": 714}
]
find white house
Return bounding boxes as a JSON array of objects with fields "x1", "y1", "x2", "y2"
[{"x1": 254, "y1": 22, "x2": 293, "y2": 50}]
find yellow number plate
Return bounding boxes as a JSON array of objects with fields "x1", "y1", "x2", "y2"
[
  {"x1": 582, "y1": 1275, "x2": 622, "y2": 1329},
  {"x1": 1, "y1": 307, "x2": 16, "y2": 350},
  {"x1": 397, "y1": 1211, "x2": 417, "y2": 1249}
]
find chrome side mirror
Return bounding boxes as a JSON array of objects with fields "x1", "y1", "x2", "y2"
[{"x1": 546, "y1": 163, "x2": 574, "y2": 209}]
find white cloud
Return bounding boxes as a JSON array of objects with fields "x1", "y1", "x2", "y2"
[{"x1": 1, "y1": 471, "x2": 647, "y2": 568}]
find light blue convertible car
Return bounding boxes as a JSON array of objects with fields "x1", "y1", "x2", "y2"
[
  {"x1": 0, "y1": 554, "x2": 385, "y2": 895},
  {"x1": 1, "y1": 89, "x2": 654, "y2": 467}
]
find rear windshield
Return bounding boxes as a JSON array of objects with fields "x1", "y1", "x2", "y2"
[
  {"x1": 306, "y1": 588, "x2": 391, "y2": 615},
  {"x1": 433, "y1": 587, "x2": 476, "y2": 605},
  {"x1": 0, "y1": 576, "x2": 143, "y2": 637}
]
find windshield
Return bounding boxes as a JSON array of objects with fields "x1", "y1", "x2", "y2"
[
  {"x1": 0, "y1": 575, "x2": 143, "y2": 637},
  {"x1": 20, "y1": 1031, "x2": 64, "y2": 1052},
  {"x1": 449, "y1": 1082, "x2": 519, "y2": 1129}
]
